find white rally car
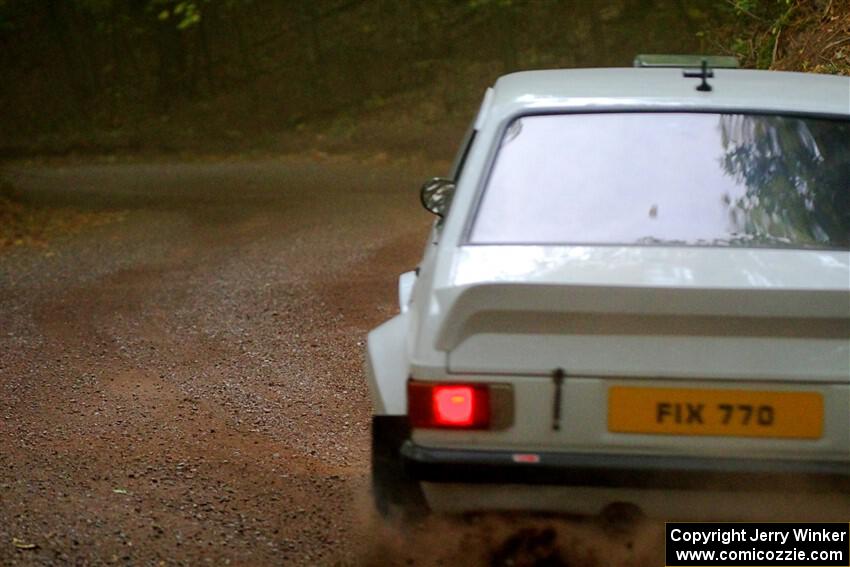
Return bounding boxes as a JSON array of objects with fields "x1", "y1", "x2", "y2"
[{"x1": 366, "y1": 57, "x2": 850, "y2": 521}]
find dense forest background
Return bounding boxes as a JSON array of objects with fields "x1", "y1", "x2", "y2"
[{"x1": 0, "y1": 0, "x2": 847, "y2": 158}]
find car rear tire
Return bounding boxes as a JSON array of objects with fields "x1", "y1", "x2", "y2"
[{"x1": 371, "y1": 415, "x2": 429, "y2": 522}]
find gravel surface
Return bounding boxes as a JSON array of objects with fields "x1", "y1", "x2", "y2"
[{"x1": 0, "y1": 156, "x2": 664, "y2": 566}]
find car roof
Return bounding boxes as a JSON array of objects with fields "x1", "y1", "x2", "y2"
[{"x1": 482, "y1": 68, "x2": 850, "y2": 125}]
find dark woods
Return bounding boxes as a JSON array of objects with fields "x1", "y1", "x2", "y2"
[{"x1": 0, "y1": 0, "x2": 718, "y2": 153}]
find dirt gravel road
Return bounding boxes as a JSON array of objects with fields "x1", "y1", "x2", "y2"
[{"x1": 0, "y1": 157, "x2": 663, "y2": 566}]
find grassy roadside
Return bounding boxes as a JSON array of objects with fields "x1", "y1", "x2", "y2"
[
  {"x1": 704, "y1": 0, "x2": 849, "y2": 76},
  {"x1": 771, "y1": 0, "x2": 850, "y2": 75},
  {"x1": 0, "y1": 179, "x2": 125, "y2": 252}
]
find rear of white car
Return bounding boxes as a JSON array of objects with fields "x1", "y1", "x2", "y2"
[{"x1": 368, "y1": 67, "x2": 850, "y2": 520}]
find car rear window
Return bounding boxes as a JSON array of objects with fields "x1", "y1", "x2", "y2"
[{"x1": 469, "y1": 112, "x2": 850, "y2": 249}]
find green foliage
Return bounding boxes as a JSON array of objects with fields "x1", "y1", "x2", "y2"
[
  {"x1": 174, "y1": 1, "x2": 201, "y2": 30},
  {"x1": 729, "y1": 0, "x2": 759, "y2": 15},
  {"x1": 712, "y1": 0, "x2": 797, "y2": 69},
  {"x1": 727, "y1": 0, "x2": 793, "y2": 17},
  {"x1": 149, "y1": 0, "x2": 203, "y2": 30}
]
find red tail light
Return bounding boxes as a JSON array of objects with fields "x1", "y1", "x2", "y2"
[
  {"x1": 433, "y1": 386, "x2": 476, "y2": 426},
  {"x1": 408, "y1": 381, "x2": 491, "y2": 429}
]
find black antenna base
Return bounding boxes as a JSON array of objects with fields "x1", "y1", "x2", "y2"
[{"x1": 683, "y1": 59, "x2": 714, "y2": 92}]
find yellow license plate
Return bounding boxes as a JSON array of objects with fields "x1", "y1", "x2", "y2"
[{"x1": 608, "y1": 386, "x2": 823, "y2": 439}]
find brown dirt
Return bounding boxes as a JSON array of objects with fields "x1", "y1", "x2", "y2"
[
  {"x1": 0, "y1": 156, "x2": 663, "y2": 566},
  {"x1": 361, "y1": 514, "x2": 665, "y2": 567},
  {"x1": 0, "y1": 156, "x2": 432, "y2": 565}
]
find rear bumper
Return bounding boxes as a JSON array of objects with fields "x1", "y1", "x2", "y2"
[{"x1": 401, "y1": 441, "x2": 850, "y2": 492}]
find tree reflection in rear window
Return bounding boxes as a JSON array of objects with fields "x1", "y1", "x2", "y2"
[{"x1": 469, "y1": 113, "x2": 850, "y2": 249}]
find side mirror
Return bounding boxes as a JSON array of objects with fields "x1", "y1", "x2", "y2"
[
  {"x1": 398, "y1": 270, "x2": 416, "y2": 313},
  {"x1": 420, "y1": 177, "x2": 455, "y2": 218}
]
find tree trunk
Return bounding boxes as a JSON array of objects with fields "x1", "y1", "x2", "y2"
[
  {"x1": 45, "y1": 0, "x2": 90, "y2": 121},
  {"x1": 198, "y1": 3, "x2": 216, "y2": 95},
  {"x1": 303, "y1": 1, "x2": 326, "y2": 104},
  {"x1": 153, "y1": 4, "x2": 188, "y2": 111}
]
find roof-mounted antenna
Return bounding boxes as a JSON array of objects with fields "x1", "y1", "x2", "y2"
[{"x1": 683, "y1": 59, "x2": 714, "y2": 92}]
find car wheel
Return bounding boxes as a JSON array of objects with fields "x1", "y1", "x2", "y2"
[{"x1": 371, "y1": 415, "x2": 429, "y2": 522}]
